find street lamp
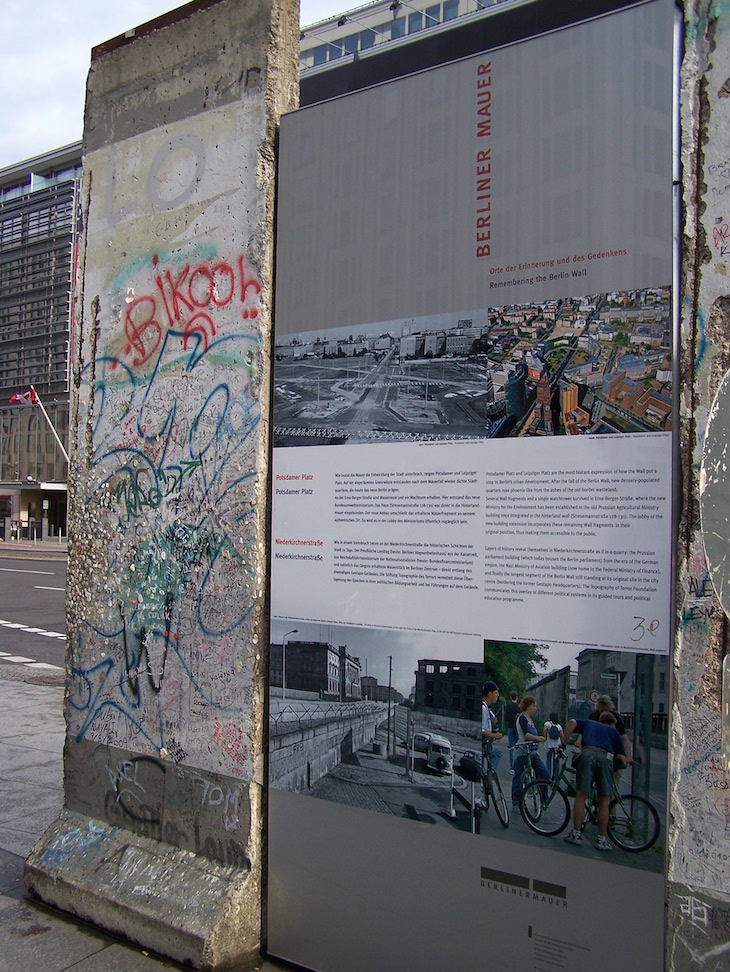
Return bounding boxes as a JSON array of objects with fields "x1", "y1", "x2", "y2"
[{"x1": 282, "y1": 629, "x2": 298, "y2": 700}]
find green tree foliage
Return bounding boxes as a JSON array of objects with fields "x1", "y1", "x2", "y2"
[{"x1": 483, "y1": 639, "x2": 549, "y2": 697}]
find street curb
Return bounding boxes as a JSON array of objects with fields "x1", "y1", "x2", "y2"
[{"x1": 0, "y1": 543, "x2": 68, "y2": 561}]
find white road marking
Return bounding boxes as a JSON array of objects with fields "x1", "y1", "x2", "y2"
[
  {"x1": 34, "y1": 586, "x2": 65, "y2": 592},
  {"x1": 0, "y1": 618, "x2": 65, "y2": 639},
  {"x1": 3, "y1": 655, "x2": 35, "y2": 663},
  {"x1": 0, "y1": 567, "x2": 54, "y2": 575},
  {"x1": 25, "y1": 662, "x2": 63, "y2": 670}
]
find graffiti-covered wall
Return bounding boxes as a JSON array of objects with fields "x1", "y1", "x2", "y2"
[
  {"x1": 25, "y1": 1, "x2": 299, "y2": 967},
  {"x1": 671, "y1": 2, "x2": 730, "y2": 967}
]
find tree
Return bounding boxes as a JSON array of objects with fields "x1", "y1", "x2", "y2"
[{"x1": 483, "y1": 639, "x2": 549, "y2": 697}]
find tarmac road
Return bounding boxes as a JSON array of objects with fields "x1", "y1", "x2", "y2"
[{"x1": 0, "y1": 555, "x2": 67, "y2": 674}]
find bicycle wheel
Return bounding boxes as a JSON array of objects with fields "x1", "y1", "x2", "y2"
[
  {"x1": 487, "y1": 769, "x2": 510, "y2": 828},
  {"x1": 520, "y1": 781, "x2": 570, "y2": 836},
  {"x1": 607, "y1": 794, "x2": 660, "y2": 852},
  {"x1": 520, "y1": 764, "x2": 537, "y2": 791},
  {"x1": 519, "y1": 778, "x2": 542, "y2": 824},
  {"x1": 481, "y1": 774, "x2": 491, "y2": 812}
]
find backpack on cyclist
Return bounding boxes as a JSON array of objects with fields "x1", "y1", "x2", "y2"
[{"x1": 548, "y1": 723, "x2": 561, "y2": 740}]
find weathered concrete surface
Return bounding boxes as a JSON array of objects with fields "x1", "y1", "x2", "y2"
[
  {"x1": 24, "y1": 0, "x2": 299, "y2": 967},
  {"x1": 270, "y1": 703, "x2": 384, "y2": 791},
  {"x1": 670, "y1": 2, "x2": 730, "y2": 967}
]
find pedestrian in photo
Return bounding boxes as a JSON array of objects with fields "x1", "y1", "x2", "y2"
[
  {"x1": 511, "y1": 695, "x2": 549, "y2": 810},
  {"x1": 543, "y1": 711, "x2": 563, "y2": 779},
  {"x1": 562, "y1": 711, "x2": 630, "y2": 851},
  {"x1": 504, "y1": 690, "x2": 520, "y2": 775},
  {"x1": 589, "y1": 694, "x2": 632, "y2": 789},
  {"x1": 482, "y1": 681, "x2": 503, "y2": 772}
]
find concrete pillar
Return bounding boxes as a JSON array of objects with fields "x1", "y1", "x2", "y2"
[
  {"x1": 24, "y1": 1, "x2": 299, "y2": 968},
  {"x1": 669, "y1": 2, "x2": 730, "y2": 966}
]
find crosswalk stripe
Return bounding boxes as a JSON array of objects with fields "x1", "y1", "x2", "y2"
[{"x1": 0, "y1": 618, "x2": 65, "y2": 639}]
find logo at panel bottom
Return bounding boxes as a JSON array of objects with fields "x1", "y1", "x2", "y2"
[{"x1": 480, "y1": 867, "x2": 567, "y2": 909}]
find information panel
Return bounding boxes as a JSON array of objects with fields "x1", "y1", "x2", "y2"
[{"x1": 269, "y1": 2, "x2": 674, "y2": 969}]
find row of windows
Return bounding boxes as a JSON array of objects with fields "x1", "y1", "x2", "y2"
[
  {"x1": 0, "y1": 294, "x2": 70, "y2": 335},
  {"x1": 0, "y1": 248, "x2": 72, "y2": 294},
  {"x1": 306, "y1": 0, "x2": 460, "y2": 66},
  {"x1": 0, "y1": 166, "x2": 80, "y2": 204},
  {"x1": 0, "y1": 356, "x2": 68, "y2": 398},
  {"x1": 424, "y1": 681, "x2": 477, "y2": 696},
  {"x1": 0, "y1": 311, "x2": 68, "y2": 334},
  {"x1": 0, "y1": 328, "x2": 68, "y2": 349},
  {"x1": 423, "y1": 662, "x2": 477, "y2": 676},
  {"x1": 0, "y1": 409, "x2": 69, "y2": 481},
  {"x1": 423, "y1": 694, "x2": 477, "y2": 712},
  {"x1": 0, "y1": 201, "x2": 73, "y2": 250}
]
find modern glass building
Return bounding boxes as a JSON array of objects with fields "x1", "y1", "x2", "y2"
[{"x1": 0, "y1": 142, "x2": 81, "y2": 540}]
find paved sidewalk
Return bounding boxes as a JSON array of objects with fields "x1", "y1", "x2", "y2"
[
  {"x1": 0, "y1": 537, "x2": 68, "y2": 561},
  {"x1": 0, "y1": 670, "x2": 287, "y2": 972}
]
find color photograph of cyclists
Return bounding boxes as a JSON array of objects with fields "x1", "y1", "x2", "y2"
[
  {"x1": 268, "y1": 619, "x2": 666, "y2": 870},
  {"x1": 481, "y1": 637, "x2": 667, "y2": 871}
]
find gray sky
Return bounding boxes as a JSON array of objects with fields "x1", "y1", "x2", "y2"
[
  {"x1": 0, "y1": 0, "x2": 344, "y2": 169},
  {"x1": 271, "y1": 618, "x2": 484, "y2": 697}
]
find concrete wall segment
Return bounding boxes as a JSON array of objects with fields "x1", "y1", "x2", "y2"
[
  {"x1": 83, "y1": 0, "x2": 271, "y2": 153},
  {"x1": 27, "y1": 0, "x2": 299, "y2": 966},
  {"x1": 671, "y1": 1, "x2": 730, "y2": 966}
]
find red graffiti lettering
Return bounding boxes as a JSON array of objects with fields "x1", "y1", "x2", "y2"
[
  {"x1": 125, "y1": 296, "x2": 162, "y2": 366},
  {"x1": 238, "y1": 255, "x2": 261, "y2": 319},
  {"x1": 183, "y1": 311, "x2": 216, "y2": 351},
  {"x1": 188, "y1": 265, "x2": 214, "y2": 307},
  {"x1": 210, "y1": 262, "x2": 235, "y2": 306},
  {"x1": 165, "y1": 265, "x2": 194, "y2": 320},
  {"x1": 120, "y1": 253, "x2": 262, "y2": 366},
  {"x1": 713, "y1": 222, "x2": 730, "y2": 251}
]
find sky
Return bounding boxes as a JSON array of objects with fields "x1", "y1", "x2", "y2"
[
  {"x1": 269, "y1": 618, "x2": 586, "y2": 696},
  {"x1": 270, "y1": 618, "x2": 485, "y2": 697},
  {"x1": 0, "y1": 0, "x2": 345, "y2": 170}
]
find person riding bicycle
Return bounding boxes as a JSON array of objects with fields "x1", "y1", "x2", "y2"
[
  {"x1": 561, "y1": 711, "x2": 630, "y2": 851},
  {"x1": 511, "y1": 695, "x2": 550, "y2": 810},
  {"x1": 482, "y1": 681, "x2": 503, "y2": 772}
]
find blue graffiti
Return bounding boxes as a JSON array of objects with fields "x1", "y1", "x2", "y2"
[{"x1": 72, "y1": 260, "x2": 263, "y2": 759}]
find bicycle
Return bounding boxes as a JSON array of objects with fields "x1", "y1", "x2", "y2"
[
  {"x1": 519, "y1": 749, "x2": 661, "y2": 852},
  {"x1": 480, "y1": 742, "x2": 509, "y2": 828},
  {"x1": 510, "y1": 741, "x2": 549, "y2": 819}
]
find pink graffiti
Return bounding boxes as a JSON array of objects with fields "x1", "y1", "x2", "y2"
[
  {"x1": 213, "y1": 716, "x2": 248, "y2": 768},
  {"x1": 123, "y1": 253, "x2": 262, "y2": 366},
  {"x1": 713, "y1": 222, "x2": 730, "y2": 252}
]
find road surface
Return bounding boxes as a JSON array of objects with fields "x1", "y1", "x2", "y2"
[{"x1": 0, "y1": 556, "x2": 66, "y2": 673}]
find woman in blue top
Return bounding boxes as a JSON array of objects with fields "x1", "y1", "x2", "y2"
[{"x1": 511, "y1": 695, "x2": 550, "y2": 808}]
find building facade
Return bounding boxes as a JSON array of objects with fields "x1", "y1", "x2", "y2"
[
  {"x1": 0, "y1": 142, "x2": 81, "y2": 540},
  {"x1": 574, "y1": 647, "x2": 669, "y2": 732},
  {"x1": 414, "y1": 657, "x2": 482, "y2": 721},
  {"x1": 270, "y1": 639, "x2": 362, "y2": 700},
  {"x1": 299, "y1": 0, "x2": 509, "y2": 73}
]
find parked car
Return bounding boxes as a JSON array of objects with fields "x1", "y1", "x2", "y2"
[{"x1": 412, "y1": 731, "x2": 453, "y2": 774}]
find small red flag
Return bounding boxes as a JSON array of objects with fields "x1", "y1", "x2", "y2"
[{"x1": 9, "y1": 389, "x2": 38, "y2": 405}]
